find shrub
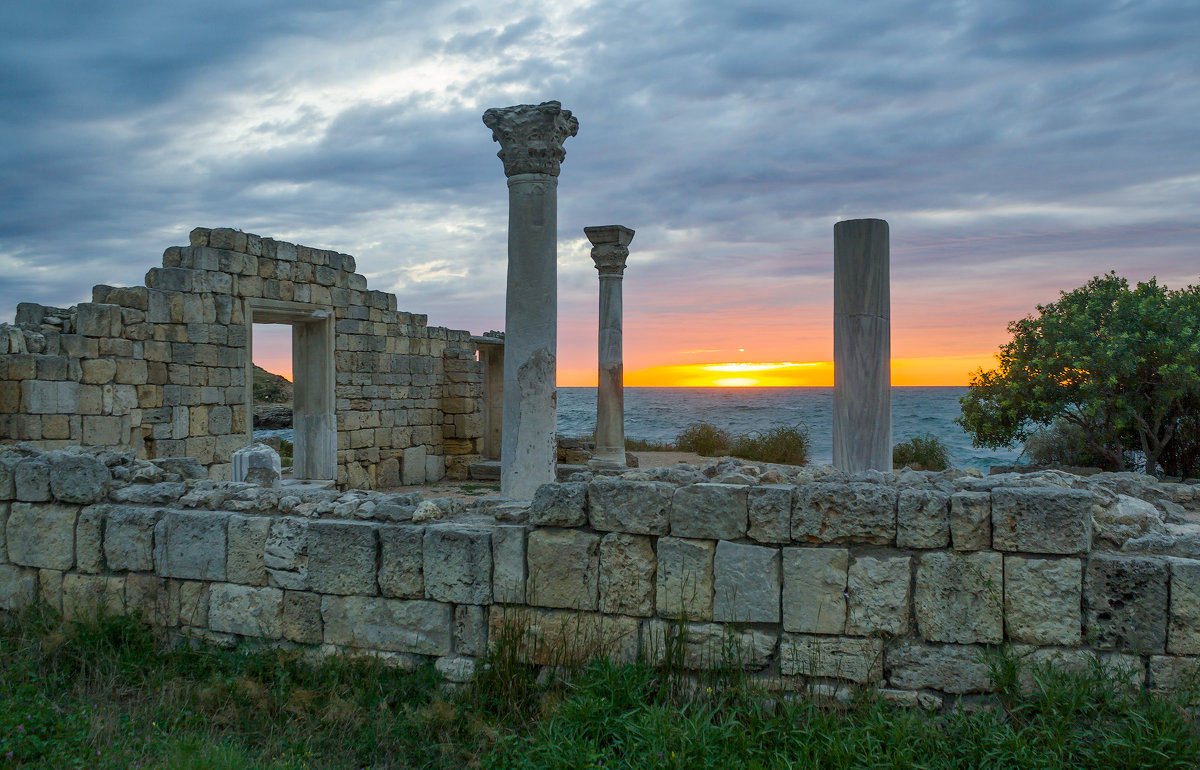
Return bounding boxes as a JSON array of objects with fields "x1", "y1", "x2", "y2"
[
  {"x1": 731, "y1": 425, "x2": 809, "y2": 466},
  {"x1": 893, "y1": 434, "x2": 950, "y2": 471},
  {"x1": 624, "y1": 436, "x2": 675, "y2": 452},
  {"x1": 1022, "y1": 419, "x2": 1127, "y2": 470},
  {"x1": 676, "y1": 422, "x2": 732, "y2": 456}
]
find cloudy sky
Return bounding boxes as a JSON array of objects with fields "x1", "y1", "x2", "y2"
[{"x1": 2, "y1": 0, "x2": 1197, "y2": 385}]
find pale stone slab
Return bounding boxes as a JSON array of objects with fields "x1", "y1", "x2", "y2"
[
  {"x1": 264, "y1": 517, "x2": 309, "y2": 590},
  {"x1": 656, "y1": 537, "x2": 715, "y2": 621},
  {"x1": 748, "y1": 484, "x2": 793, "y2": 543},
  {"x1": 780, "y1": 634, "x2": 884, "y2": 683},
  {"x1": 529, "y1": 482, "x2": 588, "y2": 527},
  {"x1": 782, "y1": 547, "x2": 848, "y2": 634},
  {"x1": 76, "y1": 505, "x2": 105, "y2": 573},
  {"x1": 1149, "y1": 656, "x2": 1200, "y2": 702},
  {"x1": 897, "y1": 489, "x2": 950, "y2": 549},
  {"x1": 950, "y1": 491, "x2": 991, "y2": 551},
  {"x1": 379, "y1": 525, "x2": 424, "y2": 599},
  {"x1": 1168, "y1": 559, "x2": 1200, "y2": 654},
  {"x1": 670, "y1": 483, "x2": 749, "y2": 540},
  {"x1": 887, "y1": 640, "x2": 992, "y2": 694},
  {"x1": 526, "y1": 528, "x2": 599, "y2": 610},
  {"x1": 0, "y1": 564, "x2": 36, "y2": 610},
  {"x1": 172, "y1": 580, "x2": 210, "y2": 627},
  {"x1": 454, "y1": 604, "x2": 488, "y2": 657},
  {"x1": 598, "y1": 533, "x2": 655, "y2": 617},
  {"x1": 208, "y1": 583, "x2": 283, "y2": 638},
  {"x1": 402, "y1": 445, "x2": 427, "y2": 486},
  {"x1": 846, "y1": 554, "x2": 910, "y2": 636},
  {"x1": 322, "y1": 596, "x2": 452, "y2": 655},
  {"x1": 226, "y1": 515, "x2": 270, "y2": 586},
  {"x1": 1085, "y1": 553, "x2": 1168, "y2": 653},
  {"x1": 641, "y1": 618, "x2": 776, "y2": 670},
  {"x1": 281, "y1": 591, "x2": 323, "y2": 644},
  {"x1": 915, "y1": 552, "x2": 1002, "y2": 644},
  {"x1": 992, "y1": 487, "x2": 1092, "y2": 554},
  {"x1": 588, "y1": 477, "x2": 672, "y2": 535},
  {"x1": 1004, "y1": 556, "x2": 1082, "y2": 645},
  {"x1": 154, "y1": 510, "x2": 227, "y2": 581},
  {"x1": 489, "y1": 606, "x2": 638, "y2": 666},
  {"x1": 307, "y1": 520, "x2": 378, "y2": 595},
  {"x1": 491, "y1": 524, "x2": 527, "y2": 604},
  {"x1": 14, "y1": 459, "x2": 50, "y2": 501},
  {"x1": 424, "y1": 524, "x2": 492, "y2": 605},
  {"x1": 792, "y1": 483, "x2": 897, "y2": 545},
  {"x1": 6, "y1": 502, "x2": 76, "y2": 569},
  {"x1": 49, "y1": 455, "x2": 109, "y2": 504},
  {"x1": 713, "y1": 541, "x2": 780, "y2": 623},
  {"x1": 62, "y1": 574, "x2": 125, "y2": 620},
  {"x1": 104, "y1": 506, "x2": 158, "y2": 572}
]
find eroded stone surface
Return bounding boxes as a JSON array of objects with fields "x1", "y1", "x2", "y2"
[
  {"x1": 208, "y1": 583, "x2": 283, "y2": 638},
  {"x1": 379, "y1": 525, "x2": 424, "y2": 599},
  {"x1": 154, "y1": 510, "x2": 226, "y2": 581},
  {"x1": 914, "y1": 552, "x2": 1003, "y2": 644},
  {"x1": 713, "y1": 541, "x2": 780, "y2": 623},
  {"x1": 793, "y1": 483, "x2": 897, "y2": 545},
  {"x1": 887, "y1": 640, "x2": 992, "y2": 694},
  {"x1": 642, "y1": 618, "x2": 776, "y2": 670},
  {"x1": 748, "y1": 484, "x2": 792, "y2": 543},
  {"x1": 588, "y1": 477, "x2": 672, "y2": 535},
  {"x1": 104, "y1": 506, "x2": 158, "y2": 572},
  {"x1": 526, "y1": 528, "x2": 599, "y2": 610},
  {"x1": 307, "y1": 520, "x2": 378, "y2": 596},
  {"x1": 949, "y1": 491, "x2": 990, "y2": 551},
  {"x1": 782, "y1": 547, "x2": 848, "y2": 634},
  {"x1": 226, "y1": 514, "x2": 270, "y2": 586},
  {"x1": 424, "y1": 524, "x2": 492, "y2": 605},
  {"x1": 992, "y1": 487, "x2": 1092, "y2": 554},
  {"x1": 1168, "y1": 559, "x2": 1200, "y2": 654},
  {"x1": 322, "y1": 596, "x2": 452, "y2": 655},
  {"x1": 598, "y1": 533, "x2": 655, "y2": 617},
  {"x1": 670, "y1": 483, "x2": 749, "y2": 540},
  {"x1": 62, "y1": 574, "x2": 125, "y2": 620},
  {"x1": 529, "y1": 482, "x2": 588, "y2": 527},
  {"x1": 1005, "y1": 556, "x2": 1082, "y2": 645},
  {"x1": 897, "y1": 489, "x2": 950, "y2": 549},
  {"x1": 780, "y1": 634, "x2": 884, "y2": 683},
  {"x1": 6, "y1": 502, "x2": 76, "y2": 569},
  {"x1": 846, "y1": 554, "x2": 910, "y2": 636},
  {"x1": 656, "y1": 537, "x2": 715, "y2": 621},
  {"x1": 1085, "y1": 553, "x2": 1168, "y2": 653},
  {"x1": 491, "y1": 524, "x2": 527, "y2": 603}
]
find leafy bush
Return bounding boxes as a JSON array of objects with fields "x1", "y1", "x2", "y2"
[
  {"x1": 675, "y1": 422, "x2": 732, "y2": 456},
  {"x1": 732, "y1": 425, "x2": 809, "y2": 465},
  {"x1": 1021, "y1": 418, "x2": 1127, "y2": 470},
  {"x1": 624, "y1": 436, "x2": 675, "y2": 451},
  {"x1": 893, "y1": 434, "x2": 950, "y2": 471}
]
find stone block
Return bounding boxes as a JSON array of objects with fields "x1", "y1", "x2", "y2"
[
  {"x1": 61, "y1": 574, "x2": 125, "y2": 620},
  {"x1": 0, "y1": 503, "x2": 6, "y2": 563},
  {"x1": 82, "y1": 415, "x2": 123, "y2": 446},
  {"x1": 0, "y1": 565, "x2": 37, "y2": 610},
  {"x1": 656, "y1": 537, "x2": 715, "y2": 621},
  {"x1": 748, "y1": 484, "x2": 793, "y2": 543},
  {"x1": 154, "y1": 510, "x2": 227, "y2": 581},
  {"x1": 231, "y1": 443, "x2": 280, "y2": 488},
  {"x1": 528, "y1": 482, "x2": 588, "y2": 527},
  {"x1": 76, "y1": 303, "x2": 122, "y2": 337},
  {"x1": 227, "y1": 515, "x2": 271, "y2": 586},
  {"x1": 39, "y1": 568, "x2": 63, "y2": 611},
  {"x1": 897, "y1": 489, "x2": 950, "y2": 549},
  {"x1": 379, "y1": 525, "x2": 424, "y2": 599},
  {"x1": 992, "y1": 487, "x2": 1092, "y2": 554},
  {"x1": 713, "y1": 541, "x2": 780, "y2": 623},
  {"x1": 424, "y1": 524, "x2": 492, "y2": 605},
  {"x1": 124, "y1": 574, "x2": 167, "y2": 625},
  {"x1": 14, "y1": 458, "x2": 51, "y2": 501},
  {"x1": 454, "y1": 604, "x2": 488, "y2": 657},
  {"x1": 915, "y1": 552, "x2": 1003, "y2": 644},
  {"x1": 208, "y1": 583, "x2": 283, "y2": 638},
  {"x1": 641, "y1": 618, "x2": 776, "y2": 670},
  {"x1": 48, "y1": 455, "x2": 108, "y2": 504},
  {"x1": 782, "y1": 547, "x2": 848, "y2": 634},
  {"x1": 491, "y1": 524, "x2": 527, "y2": 603},
  {"x1": 1169, "y1": 559, "x2": 1200, "y2": 654},
  {"x1": 402, "y1": 445, "x2": 427, "y2": 485},
  {"x1": 263, "y1": 517, "x2": 309, "y2": 589},
  {"x1": 1005, "y1": 556, "x2": 1082, "y2": 645},
  {"x1": 950, "y1": 491, "x2": 991, "y2": 551},
  {"x1": 780, "y1": 634, "x2": 884, "y2": 683},
  {"x1": 172, "y1": 581, "x2": 210, "y2": 627},
  {"x1": 281, "y1": 591, "x2": 323, "y2": 644},
  {"x1": 104, "y1": 506, "x2": 158, "y2": 572},
  {"x1": 526, "y1": 528, "x2": 599, "y2": 610},
  {"x1": 598, "y1": 533, "x2": 656, "y2": 617},
  {"x1": 6, "y1": 502, "x2": 76, "y2": 569},
  {"x1": 307, "y1": 520, "x2": 378, "y2": 595},
  {"x1": 588, "y1": 477, "x2": 673, "y2": 535},
  {"x1": 81, "y1": 359, "x2": 117, "y2": 385},
  {"x1": 492, "y1": 606, "x2": 640, "y2": 666},
  {"x1": 321, "y1": 596, "x2": 453, "y2": 655},
  {"x1": 792, "y1": 483, "x2": 897, "y2": 545},
  {"x1": 75, "y1": 505, "x2": 105, "y2": 572},
  {"x1": 887, "y1": 640, "x2": 992, "y2": 695},
  {"x1": 846, "y1": 554, "x2": 910, "y2": 636},
  {"x1": 670, "y1": 483, "x2": 749, "y2": 540},
  {"x1": 0, "y1": 456, "x2": 17, "y2": 500},
  {"x1": 1085, "y1": 553, "x2": 1168, "y2": 653},
  {"x1": 1149, "y1": 656, "x2": 1200, "y2": 703},
  {"x1": 1014, "y1": 646, "x2": 1144, "y2": 692}
]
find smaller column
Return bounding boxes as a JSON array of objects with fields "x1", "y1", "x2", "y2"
[{"x1": 585, "y1": 225, "x2": 635, "y2": 469}]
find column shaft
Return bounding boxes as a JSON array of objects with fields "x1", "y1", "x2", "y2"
[{"x1": 594, "y1": 274, "x2": 625, "y2": 464}]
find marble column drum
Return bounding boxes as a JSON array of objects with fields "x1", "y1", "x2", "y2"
[
  {"x1": 585, "y1": 225, "x2": 635, "y2": 469},
  {"x1": 833, "y1": 218, "x2": 892, "y2": 472},
  {"x1": 482, "y1": 101, "x2": 579, "y2": 498}
]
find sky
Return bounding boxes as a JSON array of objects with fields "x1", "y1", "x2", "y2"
[{"x1": 2, "y1": 0, "x2": 1198, "y2": 386}]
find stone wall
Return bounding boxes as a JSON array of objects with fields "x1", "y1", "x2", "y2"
[
  {"x1": 4, "y1": 445, "x2": 1200, "y2": 701},
  {"x1": 0, "y1": 227, "x2": 484, "y2": 487}
]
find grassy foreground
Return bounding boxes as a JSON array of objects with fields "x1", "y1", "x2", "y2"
[{"x1": 2, "y1": 605, "x2": 1199, "y2": 769}]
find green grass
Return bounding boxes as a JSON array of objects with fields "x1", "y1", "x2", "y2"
[
  {"x1": 675, "y1": 421, "x2": 810, "y2": 466},
  {"x1": 3, "y1": 605, "x2": 1198, "y2": 768},
  {"x1": 893, "y1": 433, "x2": 951, "y2": 471}
]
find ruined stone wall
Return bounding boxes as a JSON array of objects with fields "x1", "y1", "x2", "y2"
[
  {"x1": 0, "y1": 227, "x2": 484, "y2": 487},
  {"x1": 3, "y1": 445, "x2": 1199, "y2": 702}
]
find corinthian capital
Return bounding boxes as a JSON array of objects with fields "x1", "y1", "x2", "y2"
[
  {"x1": 482, "y1": 101, "x2": 579, "y2": 177},
  {"x1": 585, "y1": 225, "x2": 635, "y2": 275}
]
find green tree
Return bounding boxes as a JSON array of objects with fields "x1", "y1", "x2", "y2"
[{"x1": 957, "y1": 273, "x2": 1200, "y2": 477}]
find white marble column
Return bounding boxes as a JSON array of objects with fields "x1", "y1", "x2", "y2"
[
  {"x1": 833, "y1": 218, "x2": 892, "y2": 472},
  {"x1": 482, "y1": 101, "x2": 579, "y2": 498},
  {"x1": 585, "y1": 225, "x2": 634, "y2": 469}
]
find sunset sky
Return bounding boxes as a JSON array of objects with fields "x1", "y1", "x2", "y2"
[{"x1": 3, "y1": 1, "x2": 1198, "y2": 386}]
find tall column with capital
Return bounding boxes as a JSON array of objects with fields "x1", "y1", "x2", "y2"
[
  {"x1": 585, "y1": 225, "x2": 634, "y2": 469},
  {"x1": 833, "y1": 218, "x2": 892, "y2": 472},
  {"x1": 482, "y1": 101, "x2": 579, "y2": 498}
]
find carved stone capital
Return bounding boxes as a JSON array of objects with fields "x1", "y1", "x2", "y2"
[
  {"x1": 585, "y1": 225, "x2": 635, "y2": 276},
  {"x1": 482, "y1": 101, "x2": 579, "y2": 177}
]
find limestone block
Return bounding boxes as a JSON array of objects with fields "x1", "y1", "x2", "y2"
[
  {"x1": 1004, "y1": 556, "x2": 1082, "y2": 645},
  {"x1": 492, "y1": 524, "x2": 527, "y2": 603},
  {"x1": 1014, "y1": 646, "x2": 1144, "y2": 692},
  {"x1": 321, "y1": 596, "x2": 453, "y2": 655},
  {"x1": 18, "y1": 378, "x2": 76, "y2": 414},
  {"x1": 0, "y1": 456, "x2": 18, "y2": 499},
  {"x1": 492, "y1": 606, "x2": 640, "y2": 666},
  {"x1": 992, "y1": 487, "x2": 1092, "y2": 554},
  {"x1": 782, "y1": 547, "x2": 848, "y2": 634},
  {"x1": 846, "y1": 555, "x2": 910, "y2": 636},
  {"x1": 208, "y1": 583, "x2": 283, "y2": 638},
  {"x1": 1168, "y1": 559, "x2": 1200, "y2": 654},
  {"x1": 172, "y1": 580, "x2": 210, "y2": 627},
  {"x1": 656, "y1": 537, "x2": 715, "y2": 621},
  {"x1": 713, "y1": 541, "x2": 780, "y2": 623},
  {"x1": 528, "y1": 482, "x2": 588, "y2": 527},
  {"x1": 124, "y1": 574, "x2": 167, "y2": 625},
  {"x1": 897, "y1": 489, "x2": 950, "y2": 549},
  {"x1": 231, "y1": 443, "x2": 281, "y2": 488},
  {"x1": 454, "y1": 604, "x2": 488, "y2": 657},
  {"x1": 379, "y1": 525, "x2": 424, "y2": 599},
  {"x1": 227, "y1": 515, "x2": 271, "y2": 586},
  {"x1": 14, "y1": 458, "x2": 51, "y2": 501},
  {"x1": 526, "y1": 528, "x2": 599, "y2": 610},
  {"x1": 6, "y1": 502, "x2": 76, "y2": 569},
  {"x1": 61, "y1": 574, "x2": 126, "y2": 620},
  {"x1": 1085, "y1": 553, "x2": 1168, "y2": 653},
  {"x1": 0, "y1": 503, "x2": 6, "y2": 563},
  {"x1": 748, "y1": 484, "x2": 793, "y2": 544},
  {"x1": 780, "y1": 634, "x2": 884, "y2": 683},
  {"x1": 588, "y1": 477, "x2": 673, "y2": 535},
  {"x1": 281, "y1": 591, "x2": 323, "y2": 644},
  {"x1": 425, "y1": 454, "x2": 445, "y2": 483},
  {"x1": 424, "y1": 524, "x2": 493, "y2": 605},
  {"x1": 48, "y1": 455, "x2": 108, "y2": 504},
  {"x1": 792, "y1": 483, "x2": 897, "y2": 545},
  {"x1": 1149, "y1": 656, "x2": 1200, "y2": 702},
  {"x1": 670, "y1": 483, "x2": 749, "y2": 540},
  {"x1": 76, "y1": 303, "x2": 122, "y2": 337},
  {"x1": 82, "y1": 415, "x2": 123, "y2": 446},
  {"x1": 264, "y1": 517, "x2": 309, "y2": 589},
  {"x1": 950, "y1": 491, "x2": 991, "y2": 551},
  {"x1": 402, "y1": 445, "x2": 427, "y2": 485},
  {"x1": 38, "y1": 568, "x2": 63, "y2": 611},
  {"x1": 154, "y1": 510, "x2": 227, "y2": 581},
  {"x1": 307, "y1": 520, "x2": 378, "y2": 595},
  {"x1": 598, "y1": 533, "x2": 656, "y2": 617},
  {"x1": 81, "y1": 359, "x2": 117, "y2": 384},
  {"x1": 914, "y1": 552, "x2": 1003, "y2": 644},
  {"x1": 887, "y1": 640, "x2": 992, "y2": 694},
  {"x1": 0, "y1": 565, "x2": 36, "y2": 610},
  {"x1": 641, "y1": 618, "x2": 776, "y2": 670},
  {"x1": 104, "y1": 506, "x2": 158, "y2": 572},
  {"x1": 75, "y1": 505, "x2": 105, "y2": 572}
]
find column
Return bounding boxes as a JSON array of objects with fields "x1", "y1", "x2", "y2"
[
  {"x1": 833, "y1": 218, "x2": 892, "y2": 472},
  {"x1": 482, "y1": 101, "x2": 579, "y2": 498},
  {"x1": 585, "y1": 225, "x2": 635, "y2": 469}
]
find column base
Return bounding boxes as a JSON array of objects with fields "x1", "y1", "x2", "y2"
[{"x1": 588, "y1": 455, "x2": 627, "y2": 472}]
